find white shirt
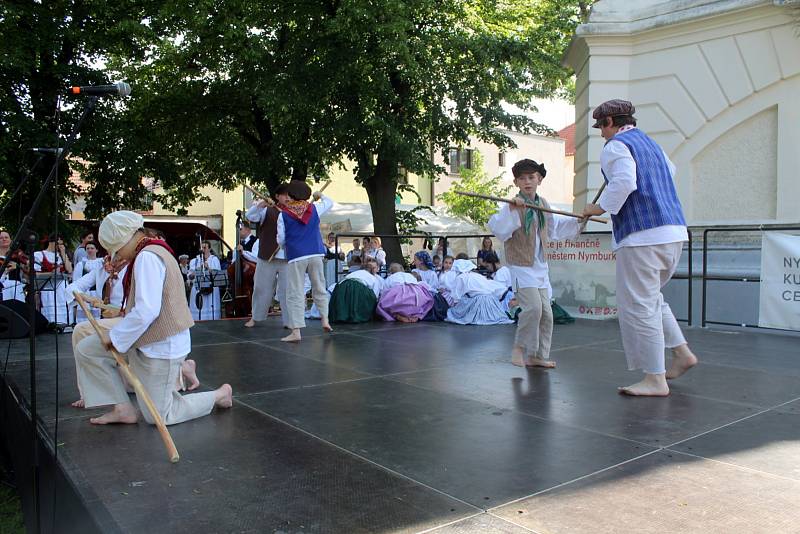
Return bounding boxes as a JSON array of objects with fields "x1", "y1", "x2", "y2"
[
  {"x1": 381, "y1": 272, "x2": 418, "y2": 293},
  {"x1": 487, "y1": 204, "x2": 580, "y2": 290},
  {"x1": 234, "y1": 238, "x2": 260, "y2": 263},
  {"x1": 345, "y1": 269, "x2": 383, "y2": 297},
  {"x1": 276, "y1": 195, "x2": 334, "y2": 263},
  {"x1": 245, "y1": 203, "x2": 286, "y2": 260},
  {"x1": 189, "y1": 254, "x2": 221, "y2": 274},
  {"x1": 451, "y1": 272, "x2": 507, "y2": 302},
  {"x1": 66, "y1": 265, "x2": 128, "y2": 307},
  {"x1": 74, "y1": 257, "x2": 104, "y2": 280},
  {"x1": 109, "y1": 251, "x2": 191, "y2": 359},
  {"x1": 599, "y1": 125, "x2": 688, "y2": 250},
  {"x1": 493, "y1": 266, "x2": 513, "y2": 289},
  {"x1": 412, "y1": 268, "x2": 439, "y2": 290}
]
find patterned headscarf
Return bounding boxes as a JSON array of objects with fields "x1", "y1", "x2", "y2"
[{"x1": 414, "y1": 251, "x2": 435, "y2": 271}]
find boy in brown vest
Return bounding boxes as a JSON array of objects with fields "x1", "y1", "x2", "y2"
[
  {"x1": 74, "y1": 211, "x2": 232, "y2": 425},
  {"x1": 488, "y1": 159, "x2": 582, "y2": 368}
]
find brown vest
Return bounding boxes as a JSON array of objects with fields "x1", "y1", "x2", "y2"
[
  {"x1": 257, "y1": 206, "x2": 280, "y2": 260},
  {"x1": 125, "y1": 245, "x2": 195, "y2": 349},
  {"x1": 503, "y1": 196, "x2": 554, "y2": 266}
]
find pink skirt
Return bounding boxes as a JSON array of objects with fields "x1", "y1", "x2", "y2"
[{"x1": 376, "y1": 284, "x2": 434, "y2": 321}]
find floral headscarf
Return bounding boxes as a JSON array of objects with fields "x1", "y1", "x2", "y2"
[{"x1": 414, "y1": 251, "x2": 435, "y2": 271}]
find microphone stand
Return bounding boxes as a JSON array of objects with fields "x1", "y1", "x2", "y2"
[
  {"x1": 0, "y1": 96, "x2": 99, "y2": 534},
  {"x1": 0, "y1": 155, "x2": 45, "y2": 220}
]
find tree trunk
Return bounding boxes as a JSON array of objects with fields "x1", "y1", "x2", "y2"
[{"x1": 364, "y1": 159, "x2": 404, "y2": 266}]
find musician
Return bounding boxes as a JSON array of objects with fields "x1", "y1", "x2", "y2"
[
  {"x1": 0, "y1": 230, "x2": 28, "y2": 302},
  {"x1": 239, "y1": 225, "x2": 257, "y2": 253},
  {"x1": 188, "y1": 241, "x2": 222, "y2": 320},
  {"x1": 71, "y1": 242, "x2": 105, "y2": 323},
  {"x1": 34, "y1": 234, "x2": 73, "y2": 325},
  {"x1": 243, "y1": 183, "x2": 290, "y2": 328}
]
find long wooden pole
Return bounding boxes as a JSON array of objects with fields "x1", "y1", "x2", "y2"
[
  {"x1": 74, "y1": 292, "x2": 180, "y2": 463},
  {"x1": 455, "y1": 190, "x2": 608, "y2": 224}
]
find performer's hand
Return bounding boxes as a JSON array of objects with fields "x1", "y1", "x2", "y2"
[
  {"x1": 257, "y1": 199, "x2": 269, "y2": 209},
  {"x1": 237, "y1": 244, "x2": 243, "y2": 252},
  {"x1": 312, "y1": 191, "x2": 322, "y2": 201},
  {"x1": 512, "y1": 197, "x2": 525, "y2": 208},
  {"x1": 582, "y1": 203, "x2": 605, "y2": 217},
  {"x1": 6, "y1": 261, "x2": 16, "y2": 272},
  {"x1": 103, "y1": 338, "x2": 116, "y2": 352},
  {"x1": 102, "y1": 308, "x2": 121, "y2": 319}
]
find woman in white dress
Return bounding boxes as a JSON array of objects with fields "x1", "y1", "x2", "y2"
[
  {"x1": 188, "y1": 241, "x2": 222, "y2": 320},
  {"x1": 0, "y1": 230, "x2": 27, "y2": 303},
  {"x1": 71, "y1": 242, "x2": 105, "y2": 322},
  {"x1": 34, "y1": 235, "x2": 73, "y2": 324}
]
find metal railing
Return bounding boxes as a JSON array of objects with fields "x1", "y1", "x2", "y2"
[{"x1": 701, "y1": 224, "x2": 800, "y2": 329}]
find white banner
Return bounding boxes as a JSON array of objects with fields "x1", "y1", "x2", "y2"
[
  {"x1": 546, "y1": 234, "x2": 617, "y2": 320},
  {"x1": 758, "y1": 232, "x2": 800, "y2": 331}
]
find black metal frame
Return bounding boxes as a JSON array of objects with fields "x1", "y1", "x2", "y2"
[{"x1": 701, "y1": 224, "x2": 800, "y2": 329}]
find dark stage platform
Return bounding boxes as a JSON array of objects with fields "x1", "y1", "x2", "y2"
[{"x1": 2, "y1": 318, "x2": 800, "y2": 533}]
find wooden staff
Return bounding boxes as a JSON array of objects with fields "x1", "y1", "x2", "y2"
[
  {"x1": 244, "y1": 184, "x2": 275, "y2": 206},
  {"x1": 455, "y1": 191, "x2": 608, "y2": 224},
  {"x1": 589, "y1": 182, "x2": 606, "y2": 205},
  {"x1": 318, "y1": 180, "x2": 332, "y2": 193},
  {"x1": 74, "y1": 292, "x2": 180, "y2": 463}
]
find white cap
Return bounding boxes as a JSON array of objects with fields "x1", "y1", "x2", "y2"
[
  {"x1": 98, "y1": 211, "x2": 144, "y2": 256},
  {"x1": 452, "y1": 259, "x2": 477, "y2": 273}
]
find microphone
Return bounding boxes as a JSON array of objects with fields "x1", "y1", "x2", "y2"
[
  {"x1": 69, "y1": 82, "x2": 131, "y2": 97},
  {"x1": 30, "y1": 148, "x2": 64, "y2": 155}
]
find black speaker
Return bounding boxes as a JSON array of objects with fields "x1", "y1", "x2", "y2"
[{"x1": 0, "y1": 300, "x2": 49, "y2": 339}]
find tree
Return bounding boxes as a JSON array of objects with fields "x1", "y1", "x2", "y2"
[{"x1": 437, "y1": 151, "x2": 510, "y2": 227}]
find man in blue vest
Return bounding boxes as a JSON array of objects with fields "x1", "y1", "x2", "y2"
[{"x1": 582, "y1": 99, "x2": 698, "y2": 396}]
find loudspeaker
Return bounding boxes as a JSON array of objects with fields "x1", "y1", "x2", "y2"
[{"x1": 0, "y1": 300, "x2": 49, "y2": 339}]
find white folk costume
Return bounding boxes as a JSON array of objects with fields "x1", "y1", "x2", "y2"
[
  {"x1": 488, "y1": 194, "x2": 580, "y2": 361},
  {"x1": 276, "y1": 184, "x2": 334, "y2": 330},
  {"x1": 445, "y1": 260, "x2": 513, "y2": 325},
  {"x1": 188, "y1": 253, "x2": 222, "y2": 320},
  {"x1": 75, "y1": 211, "x2": 216, "y2": 425},
  {"x1": 71, "y1": 257, "x2": 105, "y2": 322},
  {"x1": 599, "y1": 124, "x2": 688, "y2": 374},
  {"x1": 246, "y1": 201, "x2": 288, "y2": 325},
  {"x1": 33, "y1": 249, "x2": 72, "y2": 324}
]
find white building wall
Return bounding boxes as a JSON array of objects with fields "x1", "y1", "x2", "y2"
[{"x1": 565, "y1": 0, "x2": 800, "y2": 222}]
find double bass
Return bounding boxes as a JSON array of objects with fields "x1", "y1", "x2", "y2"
[{"x1": 225, "y1": 210, "x2": 256, "y2": 317}]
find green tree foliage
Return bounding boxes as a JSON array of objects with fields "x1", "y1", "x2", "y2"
[{"x1": 437, "y1": 151, "x2": 510, "y2": 227}]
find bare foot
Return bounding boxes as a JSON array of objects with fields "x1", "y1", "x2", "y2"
[
  {"x1": 618, "y1": 374, "x2": 670, "y2": 397},
  {"x1": 525, "y1": 357, "x2": 556, "y2": 369},
  {"x1": 71, "y1": 398, "x2": 85, "y2": 408},
  {"x1": 321, "y1": 320, "x2": 333, "y2": 333},
  {"x1": 90, "y1": 403, "x2": 138, "y2": 425},
  {"x1": 214, "y1": 384, "x2": 233, "y2": 408},
  {"x1": 181, "y1": 359, "x2": 200, "y2": 391},
  {"x1": 394, "y1": 314, "x2": 412, "y2": 323},
  {"x1": 244, "y1": 319, "x2": 256, "y2": 328},
  {"x1": 666, "y1": 344, "x2": 698, "y2": 379},
  {"x1": 511, "y1": 346, "x2": 525, "y2": 367},
  {"x1": 281, "y1": 329, "x2": 302, "y2": 342}
]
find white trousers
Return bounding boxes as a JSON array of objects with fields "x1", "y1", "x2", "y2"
[
  {"x1": 74, "y1": 335, "x2": 215, "y2": 425},
  {"x1": 616, "y1": 242, "x2": 687, "y2": 374},
  {"x1": 285, "y1": 257, "x2": 328, "y2": 329},
  {"x1": 71, "y1": 317, "x2": 122, "y2": 398},
  {"x1": 514, "y1": 287, "x2": 553, "y2": 360},
  {"x1": 250, "y1": 258, "x2": 287, "y2": 323}
]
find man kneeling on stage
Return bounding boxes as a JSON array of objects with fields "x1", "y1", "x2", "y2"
[{"x1": 74, "y1": 210, "x2": 232, "y2": 425}]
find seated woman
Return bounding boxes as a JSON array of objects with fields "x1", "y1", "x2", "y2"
[
  {"x1": 329, "y1": 258, "x2": 382, "y2": 323},
  {"x1": 411, "y1": 251, "x2": 439, "y2": 291},
  {"x1": 376, "y1": 263, "x2": 433, "y2": 323},
  {"x1": 446, "y1": 259, "x2": 514, "y2": 325},
  {"x1": 481, "y1": 251, "x2": 514, "y2": 311}
]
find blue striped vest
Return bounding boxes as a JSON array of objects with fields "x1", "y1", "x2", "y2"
[
  {"x1": 603, "y1": 128, "x2": 686, "y2": 243},
  {"x1": 283, "y1": 205, "x2": 326, "y2": 260}
]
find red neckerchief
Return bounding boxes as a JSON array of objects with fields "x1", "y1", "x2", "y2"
[
  {"x1": 121, "y1": 238, "x2": 175, "y2": 309},
  {"x1": 280, "y1": 200, "x2": 313, "y2": 224}
]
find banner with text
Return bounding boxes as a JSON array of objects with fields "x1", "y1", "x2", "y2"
[
  {"x1": 758, "y1": 232, "x2": 800, "y2": 331},
  {"x1": 546, "y1": 234, "x2": 617, "y2": 320}
]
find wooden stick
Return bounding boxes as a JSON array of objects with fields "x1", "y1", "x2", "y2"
[
  {"x1": 590, "y1": 182, "x2": 606, "y2": 205},
  {"x1": 74, "y1": 292, "x2": 180, "y2": 463},
  {"x1": 244, "y1": 184, "x2": 275, "y2": 206},
  {"x1": 455, "y1": 191, "x2": 608, "y2": 224},
  {"x1": 318, "y1": 180, "x2": 332, "y2": 193}
]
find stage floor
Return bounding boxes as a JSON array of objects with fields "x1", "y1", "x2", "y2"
[{"x1": 3, "y1": 318, "x2": 800, "y2": 533}]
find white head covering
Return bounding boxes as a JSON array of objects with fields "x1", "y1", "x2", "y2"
[
  {"x1": 452, "y1": 259, "x2": 477, "y2": 274},
  {"x1": 98, "y1": 211, "x2": 144, "y2": 256}
]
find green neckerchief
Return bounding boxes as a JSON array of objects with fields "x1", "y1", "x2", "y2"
[{"x1": 516, "y1": 191, "x2": 545, "y2": 235}]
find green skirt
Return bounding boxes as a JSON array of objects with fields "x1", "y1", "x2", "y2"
[{"x1": 329, "y1": 279, "x2": 377, "y2": 323}]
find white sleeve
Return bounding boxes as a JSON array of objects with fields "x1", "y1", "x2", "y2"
[
  {"x1": 314, "y1": 195, "x2": 334, "y2": 216},
  {"x1": 209, "y1": 256, "x2": 221, "y2": 269},
  {"x1": 64, "y1": 270, "x2": 97, "y2": 304},
  {"x1": 109, "y1": 252, "x2": 165, "y2": 353},
  {"x1": 598, "y1": 140, "x2": 637, "y2": 215},
  {"x1": 33, "y1": 252, "x2": 43, "y2": 272},
  {"x1": 548, "y1": 213, "x2": 581, "y2": 241},
  {"x1": 277, "y1": 213, "x2": 285, "y2": 247},
  {"x1": 243, "y1": 240, "x2": 259, "y2": 262},
  {"x1": 487, "y1": 203, "x2": 521, "y2": 242},
  {"x1": 245, "y1": 202, "x2": 267, "y2": 222}
]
